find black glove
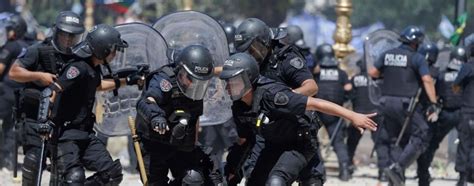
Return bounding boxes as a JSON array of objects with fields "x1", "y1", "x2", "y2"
[
  {"x1": 426, "y1": 103, "x2": 441, "y2": 123},
  {"x1": 37, "y1": 121, "x2": 54, "y2": 136},
  {"x1": 151, "y1": 116, "x2": 168, "y2": 135},
  {"x1": 125, "y1": 72, "x2": 143, "y2": 85}
]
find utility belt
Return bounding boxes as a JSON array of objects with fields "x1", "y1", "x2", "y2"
[
  {"x1": 16, "y1": 88, "x2": 42, "y2": 120},
  {"x1": 61, "y1": 114, "x2": 96, "y2": 133}
]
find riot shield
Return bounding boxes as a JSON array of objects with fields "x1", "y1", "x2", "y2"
[
  {"x1": 0, "y1": 26, "x2": 6, "y2": 48},
  {"x1": 94, "y1": 22, "x2": 169, "y2": 137},
  {"x1": 341, "y1": 52, "x2": 363, "y2": 78},
  {"x1": 433, "y1": 49, "x2": 451, "y2": 72},
  {"x1": 364, "y1": 29, "x2": 401, "y2": 106},
  {"x1": 153, "y1": 11, "x2": 232, "y2": 126}
]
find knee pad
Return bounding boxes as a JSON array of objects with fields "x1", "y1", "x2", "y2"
[
  {"x1": 22, "y1": 150, "x2": 41, "y2": 184},
  {"x1": 85, "y1": 159, "x2": 123, "y2": 186},
  {"x1": 182, "y1": 169, "x2": 204, "y2": 186},
  {"x1": 266, "y1": 175, "x2": 286, "y2": 186},
  {"x1": 64, "y1": 167, "x2": 85, "y2": 185}
]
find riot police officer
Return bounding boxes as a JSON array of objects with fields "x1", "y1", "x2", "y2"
[
  {"x1": 416, "y1": 46, "x2": 465, "y2": 186},
  {"x1": 283, "y1": 25, "x2": 316, "y2": 71},
  {"x1": 7, "y1": 11, "x2": 84, "y2": 185},
  {"x1": 0, "y1": 13, "x2": 27, "y2": 170},
  {"x1": 368, "y1": 26, "x2": 439, "y2": 186},
  {"x1": 347, "y1": 60, "x2": 387, "y2": 181},
  {"x1": 135, "y1": 45, "x2": 217, "y2": 185},
  {"x1": 37, "y1": 24, "x2": 136, "y2": 185},
  {"x1": 232, "y1": 18, "x2": 323, "y2": 185},
  {"x1": 453, "y1": 33, "x2": 474, "y2": 186},
  {"x1": 313, "y1": 43, "x2": 353, "y2": 181},
  {"x1": 220, "y1": 52, "x2": 377, "y2": 185}
]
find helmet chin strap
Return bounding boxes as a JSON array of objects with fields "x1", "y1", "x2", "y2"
[{"x1": 103, "y1": 59, "x2": 120, "y2": 96}]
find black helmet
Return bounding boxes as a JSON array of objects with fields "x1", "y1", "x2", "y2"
[
  {"x1": 73, "y1": 24, "x2": 128, "y2": 60},
  {"x1": 222, "y1": 23, "x2": 236, "y2": 44},
  {"x1": 447, "y1": 47, "x2": 467, "y2": 71},
  {"x1": 315, "y1": 43, "x2": 337, "y2": 67},
  {"x1": 219, "y1": 53, "x2": 259, "y2": 100},
  {"x1": 52, "y1": 11, "x2": 85, "y2": 54},
  {"x1": 399, "y1": 25, "x2": 424, "y2": 45},
  {"x1": 285, "y1": 25, "x2": 305, "y2": 46},
  {"x1": 175, "y1": 45, "x2": 214, "y2": 100},
  {"x1": 418, "y1": 42, "x2": 439, "y2": 65},
  {"x1": 234, "y1": 18, "x2": 271, "y2": 53},
  {"x1": 465, "y1": 33, "x2": 474, "y2": 57},
  {"x1": 54, "y1": 11, "x2": 84, "y2": 34}
]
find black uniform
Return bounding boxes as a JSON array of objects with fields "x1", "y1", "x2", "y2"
[
  {"x1": 416, "y1": 69, "x2": 463, "y2": 185},
  {"x1": 374, "y1": 44, "x2": 432, "y2": 177},
  {"x1": 43, "y1": 58, "x2": 121, "y2": 185},
  {"x1": 135, "y1": 66, "x2": 213, "y2": 185},
  {"x1": 246, "y1": 44, "x2": 325, "y2": 184},
  {"x1": 453, "y1": 60, "x2": 474, "y2": 183},
  {"x1": 228, "y1": 77, "x2": 317, "y2": 185},
  {"x1": 314, "y1": 65, "x2": 351, "y2": 166},
  {"x1": 0, "y1": 39, "x2": 27, "y2": 169},
  {"x1": 15, "y1": 38, "x2": 75, "y2": 185},
  {"x1": 347, "y1": 73, "x2": 386, "y2": 170}
]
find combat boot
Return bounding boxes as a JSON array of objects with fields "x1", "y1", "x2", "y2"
[
  {"x1": 338, "y1": 163, "x2": 351, "y2": 181},
  {"x1": 378, "y1": 169, "x2": 388, "y2": 182},
  {"x1": 384, "y1": 163, "x2": 405, "y2": 186},
  {"x1": 456, "y1": 172, "x2": 467, "y2": 186}
]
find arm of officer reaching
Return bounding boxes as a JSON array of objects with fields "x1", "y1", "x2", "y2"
[
  {"x1": 136, "y1": 75, "x2": 168, "y2": 134},
  {"x1": 293, "y1": 79, "x2": 318, "y2": 96},
  {"x1": 422, "y1": 75, "x2": 437, "y2": 103},
  {"x1": 9, "y1": 62, "x2": 57, "y2": 85},
  {"x1": 306, "y1": 97, "x2": 378, "y2": 133}
]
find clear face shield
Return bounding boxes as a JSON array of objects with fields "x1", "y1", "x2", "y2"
[
  {"x1": 53, "y1": 29, "x2": 83, "y2": 54},
  {"x1": 176, "y1": 66, "x2": 211, "y2": 100},
  {"x1": 223, "y1": 71, "x2": 253, "y2": 101}
]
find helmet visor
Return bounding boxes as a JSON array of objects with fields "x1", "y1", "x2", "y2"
[
  {"x1": 223, "y1": 72, "x2": 252, "y2": 101},
  {"x1": 177, "y1": 67, "x2": 211, "y2": 100},
  {"x1": 53, "y1": 29, "x2": 83, "y2": 54},
  {"x1": 248, "y1": 39, "x2": 268, "y2": 63}
]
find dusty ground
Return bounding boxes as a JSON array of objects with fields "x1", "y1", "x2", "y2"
[{"x1": 0, "y1": 130, "x2": 466, "y2": 186}]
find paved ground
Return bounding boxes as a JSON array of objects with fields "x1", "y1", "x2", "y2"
[{"x1": 0, "y1": 130, "x2": 467, "y2": 186}]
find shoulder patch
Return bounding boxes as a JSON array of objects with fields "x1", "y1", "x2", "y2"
[
  {"x1": 289, "y1": 57, "x2": 304, "y2": 69},
  {"x1": 159, "y1": 79, "x2": 172, "y2": 92},
  {"x1": 66, "y1": 66, "x2": 80, "y2": 79},
  {"x1": 274, "y1": 92, "x2": 289, "y2": 106}
]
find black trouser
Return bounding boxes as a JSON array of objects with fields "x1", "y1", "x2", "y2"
[
  {"x1": 347, "y1": 112, "x2": 385, "y2": 168},
  {"x1": 140, "y1": 139, "x2": 214, "y2": 186},
  {"x1": 377, "y1": 96, "x2": 432, "y2": 169},
  {"x1": 21, "y1": 120, "x2": 45, "y2": 186},
  {"x1": 0, "y1": 84, "x2": 16, "y2": 169},
  {"x1": 318, "y1": 112, "x2": 350, "y2": 165},
  {"x1": 55, "y1": 134, "x2": 118, "y2": 184},
  {"x1": 416, "y1": 108, "x2": 460, "y2": 182},
  {"x1": 455, "y1": 110, "x2": 474, "y2": 178}
]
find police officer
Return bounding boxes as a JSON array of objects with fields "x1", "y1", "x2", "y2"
[
  {"x1": 416, "y1": 46, "x2": 465, "y2": 186},
  {"x1": 313, "y1": 43, "x2": 353, "y2": 181},
  {"x1": 220, "y1": 52, "x2": 377, "y2": 185},
  {"x1": 8, "y1": 11, "x2": 84, "y2": 185},
  {"x1": 232, "y1": 18, "x2": 323, "y2": 185},
  {"x1": 0, "y1": 13, "x2": 27, "y2": 170},
  {"x1": 368, "y1": 26, "x2": 439, "y2": 186},
  {"x1": 453, "y1": 33, "x2": 474, "y2": 186},
  {"x1": 347, "y1": 60, "x2": 387, "y2": 181},
  {"x1": 38, "y1": 24, "x2": 137, "y2": 185},
  {"x1": 135, "y1": 45, "x2": 217, "y2": 185},
  {"x1": 283, "y1": 25, "x2": 316, "y2": 71}
]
